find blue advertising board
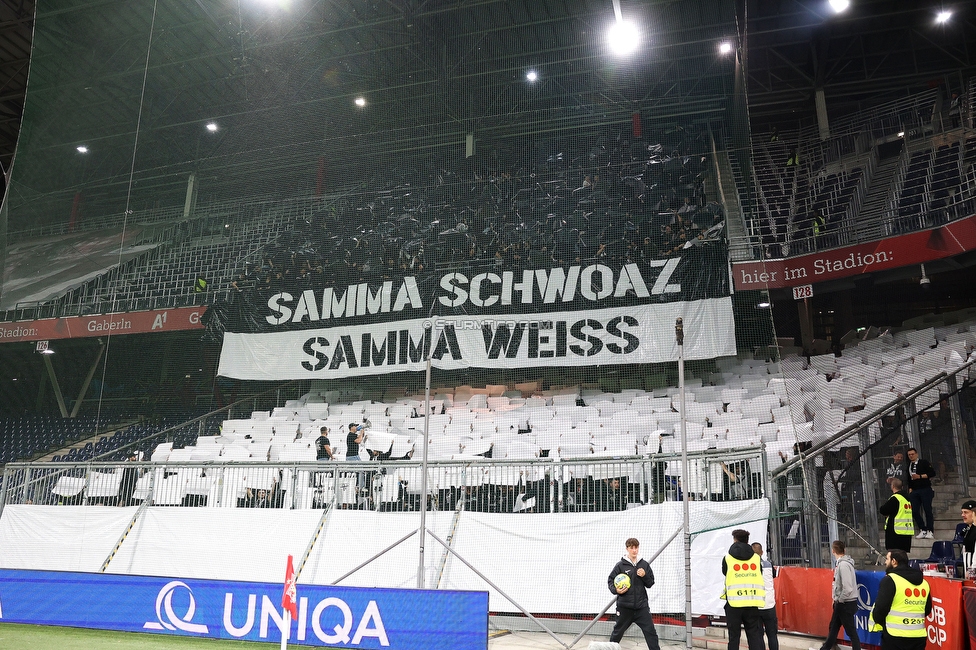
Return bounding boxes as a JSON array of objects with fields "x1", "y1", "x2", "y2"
[
  {"x1": 0, "y1": 569, "x2": 488, "y2": 648},
  {"x1": 848, "y1": 569, "x2": 883, "y2": 647}
]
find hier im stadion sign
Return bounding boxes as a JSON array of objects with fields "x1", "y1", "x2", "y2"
[
  {"x1": 0, "y1": 306, "x2": 206, "y2": 343},
  {"x1": 732, "y1": 213, "x2": 976, "y2": 291}
]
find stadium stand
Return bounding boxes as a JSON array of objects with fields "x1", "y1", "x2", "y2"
[
  {"x1": 4, "y1": 2, "x2": 976, "y2": 644},
  {"x1": 733, "y1": 91, "x2": 976, "y2": 258},
  {"x1": 5, "y1": 130, "x2": 722, "y2": 324},
  {"x1": 11, "y1": 306, "x2": 953, "y2": 519},
  {"x1": 0, "y1": 414, "x2": 127, "y2": 464}
]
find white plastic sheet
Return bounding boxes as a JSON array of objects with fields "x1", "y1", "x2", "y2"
[{"x1": 0, "y1": 500, "x2": 767, "y2": 616}]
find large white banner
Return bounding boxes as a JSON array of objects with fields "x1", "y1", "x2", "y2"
[
  {"x1": 218, "y1": 297, "x2": 735, "y2": 380},
  {"x1": 216, "y1": 247, "x2": 736, "y2": 380}
]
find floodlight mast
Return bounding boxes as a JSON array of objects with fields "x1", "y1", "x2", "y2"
[{"x1": 676, "y1": 317, "x2": 692, "y2": 649}]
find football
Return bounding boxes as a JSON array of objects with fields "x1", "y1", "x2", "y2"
[{"x1": 613, "y1": 573, "x2": 631, "y2": 590}]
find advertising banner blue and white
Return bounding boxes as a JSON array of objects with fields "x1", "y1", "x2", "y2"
[
  {"x1": 850, "y1": 569, "x2": 883, "y2": 647},
  {"x1": 0, "y1": 569, "x2": 488, "y2": 648}
]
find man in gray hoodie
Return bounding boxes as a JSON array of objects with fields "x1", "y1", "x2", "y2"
[{"x1": 811, "y1": 540, "x2": 861, "y2": 650}]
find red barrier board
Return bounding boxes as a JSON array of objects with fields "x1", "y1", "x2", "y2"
[
  {"x1": 774, "y1": 567, "x2": 834, "y2": 638},
  {"x1": 926, "y1": 578, "x2": 965, "y2": 650},
  {"x1": 731, "y1": 214, "x2": 976, "y2": 291},
  {"x1": 0, "y1": 306, "x2": 206, "y2": 343}
]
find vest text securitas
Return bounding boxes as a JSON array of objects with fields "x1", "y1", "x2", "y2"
[
  {"x1": 723, "y1": 553, "x2": 765, "y2": 608},
  {"x1": 892, "y1": 493, "x2": 914, "y2": 536},
  {"x1": 870, "y1": 573, "x2": 929, "y2": 637}
]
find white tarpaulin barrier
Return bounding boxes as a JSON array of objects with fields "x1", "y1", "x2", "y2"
[{"x1": 0, "y1": 499, "x2": 767, "y2": 615}]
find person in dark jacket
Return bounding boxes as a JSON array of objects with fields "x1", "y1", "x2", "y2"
[
  {"x1": 871, "y1": 549, "x2": 932, "y2": 650},
  {"x1": 878, "y1": 478, "x2": 913, "y2": 553},
  {"x1": 721, "y1": 529, "x2": 765, "y2": 650},
  {"x1": 116, "y1": 452, "x2": 140, "y2": 507},
  {"x1": 606, "y1": 537, "x2": 660, "y2": 650},
  {"x1": 906, "y1": 447, "x2": 936, "y2": 539},
  {"x1": 961, "y1": 499, "x2": 976, "y2": 575}
]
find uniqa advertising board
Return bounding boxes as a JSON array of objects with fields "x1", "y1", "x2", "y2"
[{"x1": 0, "y1": 569, "x2": 488, "y2": 648}]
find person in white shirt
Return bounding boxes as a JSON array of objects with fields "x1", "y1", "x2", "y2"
[{"x1": 752, "y1": 542, "x2": 778, "y2": 650}]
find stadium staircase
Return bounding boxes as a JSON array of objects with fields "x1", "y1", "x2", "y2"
[
  {"x1": 849, "y1": 156, "x2": 901, "y2": 242},
  {"x1": 713, "y1": 148, "x2": 754, "y2": 262},
  {"x1": 34, "y1": 419, "x2": 142, "y2": 462}
]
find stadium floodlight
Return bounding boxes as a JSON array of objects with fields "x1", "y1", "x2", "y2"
[
  {"x1": 40, "y1": 348, "x2": 55, "y2": 355},
  {"x1": 828, "y1": 0, "x2": 850, "y2": 13},
  {"x1": 757, "y1": 301, "x2": 771, "y2": 308},
  {"x1": 526, "y1": 70, "x2": 538, "y2": 82},
  {"x1": 354, "y1": 97, "x2": 366, "y2": 107},
  {"x1": 206, "y1": 122, "x2": 218, "y2": 132},
  {"x1": 607, "y1": 20, "x2": 640, "y2": 56},
  {"x1": 719, "y1": 42, "x2": 732, "y2": 55},
  {"x1": 935, "y1": 10, "x2": 952, "y2": 24},
  {"x1": 76, "y1": 145, "x2": 88, "y2": 153},
  {"x1": 897, "y1": 131, "x2": 905, "y2": 137}
]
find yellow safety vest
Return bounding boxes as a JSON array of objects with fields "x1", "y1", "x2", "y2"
[
  {"x1": 892, "y1": 493, "x2": 914, "y2": 537},
  {"x1": 869, "y1": 573, "x2": 929, "y2": 637},
  {"x1": 723, "y1": 553, "x2": 765, "y2": 608}
]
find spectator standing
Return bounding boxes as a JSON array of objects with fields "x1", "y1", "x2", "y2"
[
  {"x1": 315, "y1": 426, "x2": 334, "y2": 460},
  {"x1": 346, "y1": 422, "x2": 368, "y2": 500},
  {"x1": 247, "y1": 488, "x2": 274, "y2": 508},
  {"x1": 751, "y1": 542, "x2": 778, "y2": 650},
  {"x1": 906, "y1": 447, "x2": 936, "y2": 539},
  {"x1": 607, "y1": 537, "x2": 660, "y2": 650},
  {"x1": 116, "y1": 452, "x2": 140, "y2": 507},
  {"x1": 720, "y1": 460, "x2": 748, "y2": 500},
  {"x1": 721, "y1": 529, "x2": 765, "y2": 650},
  {"x1": 885, "y1": 451, "x2": 906, "y2": 491},
  {"x1": 810, "y1": 540, "x2": 860, "y2": 650},
  {"x1": 346, "y1": 422, "x2": 365, "y2": 461},
  {"x1": 961, "y1": 499, "x2": 976, "y2": 575},
  {"x1": 878, "y1": 478, "x2": 913, "y2": 553},
  {"x1": 600, "y1": 477, "x2": 626, "y2": 511},
  {"x1": 869, "y1": 549, "x2": 931, "y2": 650}
]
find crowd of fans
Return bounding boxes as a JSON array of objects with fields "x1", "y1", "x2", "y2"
[{"x1": 226, "y1": 127, "x2": 725, "y2": 301}]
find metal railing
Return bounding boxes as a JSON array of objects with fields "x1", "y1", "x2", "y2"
[{"x1": 0, "y1": 447, "x2": 768, "y2": 515}]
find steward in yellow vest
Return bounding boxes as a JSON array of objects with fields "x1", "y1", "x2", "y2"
[
  {"x1": 723, "y1": 553, "x2": 765, "y2": 607},
  {"x1": 870, "y1": 549, "x2": 932, "y2": 650},
  {"x1": 720, "y1": 530, "x2": 765, "y2": 650},
  {"x1": 879, "y1": 479, "x2": 914, "y2": 553}
]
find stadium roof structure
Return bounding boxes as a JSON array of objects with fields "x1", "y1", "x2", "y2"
[{"x1": 0, "y1": 0, "x2": 973, "y2": 232}]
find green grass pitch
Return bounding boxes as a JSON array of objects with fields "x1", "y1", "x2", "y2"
[{"x1": 0, "y1": 623, "x2": 318, "y2": 649}]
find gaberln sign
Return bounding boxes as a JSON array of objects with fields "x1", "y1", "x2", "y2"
[
  {"x1": 0, "y1": 569, "x2": 488, "y2": 649},
  {"x1": 217, "y1": 245, "x2": 735, "y2": 380}
]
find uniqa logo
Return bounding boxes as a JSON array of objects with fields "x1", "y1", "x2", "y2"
[
  {"x1": 223, "y1": 593, "x2": 390, "y2": 645},
  {"x1": 856, "y1": 582, "x2": 873, "y2": 611},
  {"x1": 144, "y1": 581, "x2": 209, "y2": 634}
]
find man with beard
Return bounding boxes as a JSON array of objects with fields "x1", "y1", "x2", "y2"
[{"x1": 869, "y1": 549, "x2": 931, "y2": 650}]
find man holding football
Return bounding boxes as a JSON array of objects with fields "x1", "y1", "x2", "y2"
[{"x1": 606, "y1": 537, "x2": 660, "y2": 650}]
